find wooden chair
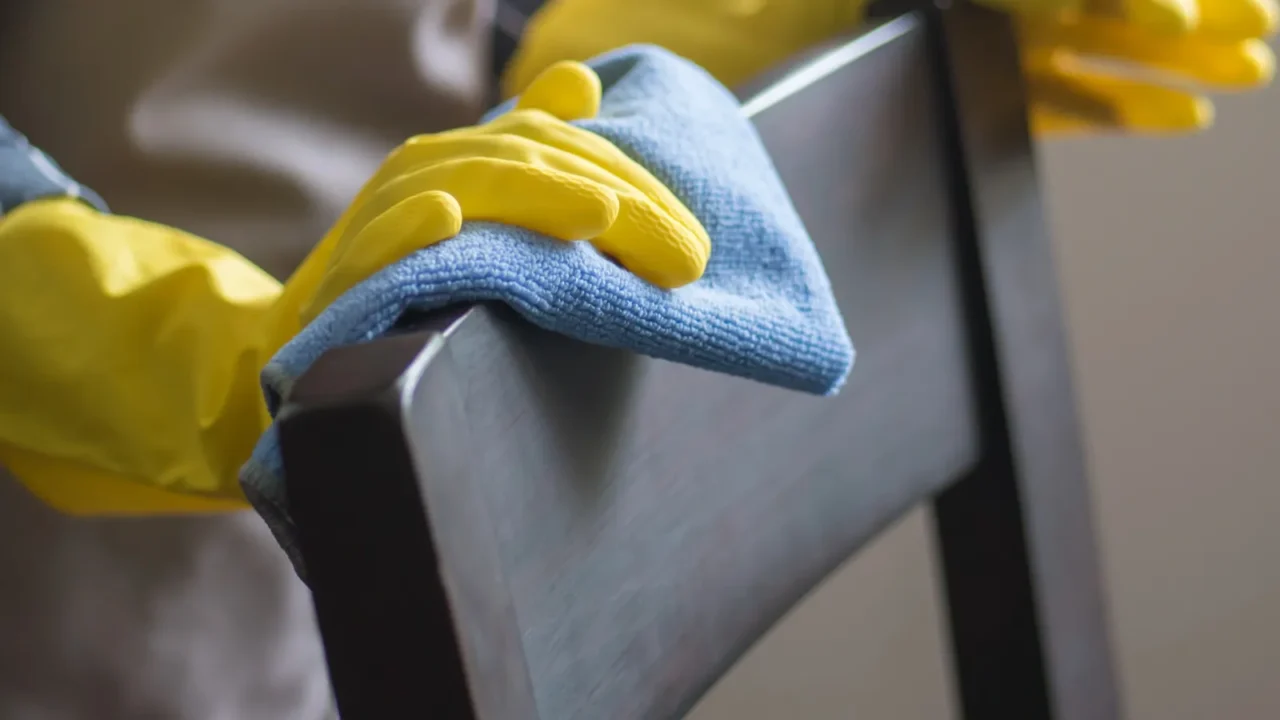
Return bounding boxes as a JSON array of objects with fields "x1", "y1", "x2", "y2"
[{"x1": 279, "y1": 4, "x2": 1123, "y2": 718}]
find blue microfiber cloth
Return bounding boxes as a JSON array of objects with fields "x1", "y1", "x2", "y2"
[{"x1": 240, "y1": 45, "x2": 854, "y2": 569}]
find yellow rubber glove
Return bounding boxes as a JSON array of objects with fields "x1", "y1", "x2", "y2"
[
  {"x1": 503, "y1": 0, "x2": 1277, "y2": 136},
  {"x1": 290, "y1": 61, "x2": 709, "y2": 308},
  {"x1": 0, "y1": 201, "x2": 282, "y2": 514},
  {"x1": 503, "y1": 0, "x2": 867, "y2": 97},
  {"x1": 0, "y1": 61, "x2": 708, "y2": 515},
  {"x1": 1016, "y1": 0, "x2": 1277, "y2": 134}
]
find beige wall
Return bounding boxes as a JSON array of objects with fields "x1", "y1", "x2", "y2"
[{"x1": 693, "y1": 68, "x2": 1280, "y2": 719}]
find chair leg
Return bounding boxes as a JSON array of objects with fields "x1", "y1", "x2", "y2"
[
  {"x1": 934, "y1": 466, "x2": 1057, "y2": 719},
  {"x1": 285, "y1": 397, "x2": 480, "y2": 720},
  {"x1": 923, "y1": 3, "x2": 1123, "y2": 719}
]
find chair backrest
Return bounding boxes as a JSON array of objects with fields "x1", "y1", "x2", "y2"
[{"x1": 282, "y1": 7, "x2": 1120, "y2": 719}]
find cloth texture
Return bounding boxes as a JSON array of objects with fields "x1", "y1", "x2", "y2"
[
  {"x1": 0, "y1": 115, "x2": 106, "y2": 214},
  {"x1": 240, "y1": 45, "x2": 856, "y2": 571},
  {"x1": 0, "y1": 0, "x2": 491, "y2": 717}
]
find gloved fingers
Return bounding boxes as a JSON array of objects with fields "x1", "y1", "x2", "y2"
[
  {"x1": 500, "y1": 0, "x2": 602, "y2": 98},
  {"x1": 352, "y1": 125, "x2": 542, "y2": 204},
  {"x1": 469, "y1": 111, "x2": 712, "y2": 286},
  {"x1": 350, "y1": 147, "x2": 706, "y2": 289},
  {"x1": 285, "y1": 144, "x2": 623, "y2": 331},
  {"x1": 1116, "y1": 0, "x2": 1199, "y2": 34},
  {"x1": 1024, "y1": 56, "x2": 1125, "y2": 124},
  {"x1": 1026, "y1": 63, "x2": 1214, "y2": 130},
  {"x1": 1021, "y1": 18, "x2": 1274, "y2": 87},
  {"x1": 379, "y1": 111, "x2": 708, "y2": 257},
  {"x1": 591, "y1": 193, "x2": 711, "y2": 289},
  {"x1": 302, "y1": 190, "x2": 462, "y2": 325},
  {"x1": 367, "y1": 131, "x2": 631, "y2": 210},
  {"x1": 1196, "y1": 0, "x2": 1279, "y2": 39},
  {"x1": 368, "y1": 142, "x2": 706, "y2": 288},
  {"x1": 983, "y1": 0, "x2": 1193, "y2": 31},
  {"x1": 979, "y1": 0, "x2": 1083, "y2": 15},
  {"x1": 514, "y1": 59, "x2": 602, "y2": 121},
  {"x1": 372, "y1": 60, "x2": 602, "y2": 185},
  {"x1": 479, "y1": 110, "x2": 708, "y2": 243},
  {"x1": 325, "y1": 43, "x2": 707, "y2": 292},
  {"x1": 1077, "y1": 0, "x2": 1276, "y2": 37},
  {"x1": 428, "y1": 157, "x2": 622, "y2": 240},
  {"x1": 1030, "y1": 106, "x2": 1107, "y2": 135}
]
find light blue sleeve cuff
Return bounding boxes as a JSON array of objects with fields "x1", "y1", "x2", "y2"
[{"x1": 0, "y1": 115, "x2": 108, "y2": 215}]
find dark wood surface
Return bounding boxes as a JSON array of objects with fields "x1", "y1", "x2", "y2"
[
  {"x1": 285, "y1": 16, "x2": 979, "y2": 719},
  {"x1": 925, "y1": 5, "x2": 1123, "y2": 719},
  {"x1": 283, "y1": 8, "x2": 1121, "y2": 719}
]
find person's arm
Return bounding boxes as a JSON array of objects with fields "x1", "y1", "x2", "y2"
[
  {"x1": 0, "y1": 116, "x2": 253, "y2": 513},
  {"x1": 0, "y1": 197, "x2": 281, "y2": 513},
  {"x1": 0, "y1": 62, "x2": 709, "y2": 515}
]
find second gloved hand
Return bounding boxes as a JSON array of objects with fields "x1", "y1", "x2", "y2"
[
  {"x1": 503, "y1": 0, "x2": 867, "y2": 96},
  {"x1": 503, "y1": 0, "x2": 1277, "y2": 136},
  {"x1": 1014, "y1": 0, "x2": 1277, "y2": 133}
]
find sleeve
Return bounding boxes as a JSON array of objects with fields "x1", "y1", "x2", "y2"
[
  {"x1": 0, "y1": 197, "x2": 285, "y2": 515},
  {"x1": 1, "y1": 115, "x2": 108, "y2": 215},
  {"x1": 0, "y1": 115, "x2": 286, "y2": 514}
]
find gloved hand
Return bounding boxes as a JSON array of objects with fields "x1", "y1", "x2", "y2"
[
  {"x1": 0, "y1": 61, "x2": 708, "y2": 515},
  {"x1": 503, "y1": 0, "x2": 867, "y2": 96},
  {"x1": 503, "y1": 0, "x2": 1277, "y2": 136},
  {"x1": 283, "y1": 59, "x2": 709, "y2": 325},
  {"x1": 1015, "y1": 0, "x2": 1276, "y2": 133}
]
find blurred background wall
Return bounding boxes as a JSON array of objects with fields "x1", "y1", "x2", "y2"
[{"x1": 691, "y1": 48, "x2": 1280, "y2": 720}]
